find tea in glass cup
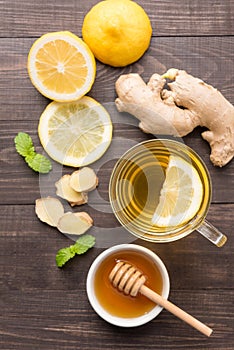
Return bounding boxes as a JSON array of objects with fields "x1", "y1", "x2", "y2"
[{"x1": 109, "y1": 139, "x2": 227, "y2": 246}]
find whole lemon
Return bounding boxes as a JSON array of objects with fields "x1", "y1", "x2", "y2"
[{"x1": 82, "y1": 0, "x2": 152, "y2": 67}]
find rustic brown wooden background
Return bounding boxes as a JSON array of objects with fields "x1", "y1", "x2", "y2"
[{"x1": 0, "y1": 1, "x2": 233, "y2": 349}]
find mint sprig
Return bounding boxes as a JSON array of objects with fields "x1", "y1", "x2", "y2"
[
  {"x1": 15, "y1": 132, "x2": 35, "y2": 157},
  {"x1": 56, "y1": 234, "x2": 96, "y2": 268},
  {"x1": 26, "y1": 153, "x2": 52, "y2": 173},
  {"x1": 14, "y1": 132, "x2": 52, "y2": 174}
]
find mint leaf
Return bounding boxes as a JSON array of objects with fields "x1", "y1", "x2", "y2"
[
  {"x1": 56, "y1": 235, "x2": 95, "y2": 267},
  {"x1": 14, "y1": 132, "x2": 52, "y2": 174},
  {"x1": 56, "y1": 246, "x2": 75, "y2": 268},
  {"x1": 26, "y1": 153, "x2": 52, "y2": 173},
  {"x1": 14, "y1": 132, "x2": 35, "y2": 157},
  {"x1": 73, "y1": 234, "x2": 96, "y2": 254}
]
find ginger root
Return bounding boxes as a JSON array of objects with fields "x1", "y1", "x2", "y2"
[{"x1": 115, "y1": 68, "x2": 234, "y2": 167}]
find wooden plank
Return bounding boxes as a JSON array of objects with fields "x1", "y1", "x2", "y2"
[
  {"x1": 0, "y1": 36, "x2": 233, "y2": 112},
  {"x1": 0, "y1": 0, "x2": 234, "y2": 37},
  {"x1": 0, "y1": 203, "x2": 233, "y2": 290},
  {"x1": 0, "y1": 122, "x2": 234, "y2": 204},
  {"x1": 0, "y1": 36, "x2": 233, "y2": 204},
  {"x1": 0, "y1": 289, "x2": 233, "y2": 349},
  {"x1": 0, "y1": 203, "x2": 233, "y2": 348},
  {"x1": 0, "y1": 0, "x2": 233, "y2": 349}
]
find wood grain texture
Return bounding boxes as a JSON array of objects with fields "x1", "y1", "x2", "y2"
[
  {"x1": 0, "y1": 36, "x2": 233, "y2": 204},
  {"x1": 0, "y1": 0, "x2": 233, "y2": 37},
  {"x1": 0, "y1": 204, "x2": 233, "y2": 291},
  {"x1": 0, "y1": 289, "x2": 233, "y2": 350},
  {"x1": 0, "y1": 37, "x2": 233, "y2": 112},
  {"x1": 0, "y1": 204, "x2": 233, "y2": 349},
  {"x1": 0, "y1": 131, "x2": 234, "y2": 204},
  {"x1": 0, "y1": 0, "x2": 234, "y2": 349}
]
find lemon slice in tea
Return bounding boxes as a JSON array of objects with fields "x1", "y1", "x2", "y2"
[
  {"x1": 152, "y1": 155, "x2": 203, "y2": 227},
  {"x1": 38, "y1": 96, "x2": 112, "y2": 167}
]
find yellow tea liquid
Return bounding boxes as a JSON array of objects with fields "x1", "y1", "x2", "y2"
[{"x1": 109, "y1": 140, "x2": 211, "y2": 242}]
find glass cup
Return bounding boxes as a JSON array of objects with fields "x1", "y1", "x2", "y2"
[{"x1": 109, "y1": 139, "x2": 227, "y2": 247}]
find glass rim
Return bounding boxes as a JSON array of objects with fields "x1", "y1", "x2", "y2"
[{"x1": 108, "y1": 138, "x2": 212, "y2": 243}]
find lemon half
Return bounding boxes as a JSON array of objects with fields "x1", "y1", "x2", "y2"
[
  {"x1": 28, "y1": 31, "x2": 96, "y2": 102},
  {"x1": 152, "y1": 156, "x2": 203, "y2": 227},
  {"x1": 38, "y1": 96, "x2": 112, "y2": 167}
]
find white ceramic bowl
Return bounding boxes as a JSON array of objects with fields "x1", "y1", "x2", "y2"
[{"x1": 86, "y1": 244, "x2": 170, "y2": 327}]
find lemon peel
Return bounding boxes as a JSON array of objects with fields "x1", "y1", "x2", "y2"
[
  {"x1": 152, "y1": 156, "x2": 203, "y2": 227},
  {"x1": 38, "y1": 96, "x2": 112, "y2": 167},
  {"x1": 28, "y1": 31, "x2": 96, "y2": 102},
  {"x1": 82, "y1": 0, "x2": 152, "y2": 67}
]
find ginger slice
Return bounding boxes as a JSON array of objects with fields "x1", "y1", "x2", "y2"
[
  {"x1": 70, "y1": 167, "x2": 98, "y2": 192},
  {"x1": 35, "y1": 197, "x2": 64, "y2": 227},
  {"x1": 57, "y1": 212, "x2": 93, "y2": 235},
  {"x1": 74, "y1": 212, "x2": 93, "y2": 225},
  {"x1": 55, "y1": 174, "x2": 88, "y2": 207}
]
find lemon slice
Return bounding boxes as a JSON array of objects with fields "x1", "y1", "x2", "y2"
[
  {"x1": 38, "y1": 96, "x2": 112, "y2": 167},
  {"x1": 27, "y1": 31, "x2": 96, "y2": 102},
  {"x1": 152, "y1": 155, "x2": 203, "y2": 227}
]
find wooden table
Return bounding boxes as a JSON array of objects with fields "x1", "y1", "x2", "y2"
[{"x1": 0, "y1": 1, "x2": 233, "y2": 349}]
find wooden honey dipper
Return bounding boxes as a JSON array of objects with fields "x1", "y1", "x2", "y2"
[{"x1": 109, "y1": 261, "x2": 213, "y2": 337}]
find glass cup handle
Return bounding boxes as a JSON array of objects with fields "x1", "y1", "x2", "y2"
[{"x1": 196, "y1": 219, "x2": 227, "y2": 247}]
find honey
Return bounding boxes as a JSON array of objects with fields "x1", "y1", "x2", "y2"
[{"x1": 94, "y1": 250, "x2": 163, "y2": 318}]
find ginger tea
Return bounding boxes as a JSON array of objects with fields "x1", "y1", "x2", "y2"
[{"x1": 109, "y1": 139, "x2": 211, "y2": 243}]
